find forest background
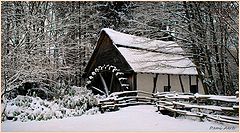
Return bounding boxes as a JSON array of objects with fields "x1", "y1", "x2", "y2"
[{"x1": 1, "y1": 1, "x2": 238, "y2": 100}]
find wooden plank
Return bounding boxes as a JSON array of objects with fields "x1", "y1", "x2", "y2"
[
  {"x1": 165, "y1": 95, "x2": 195, "y2": 100},
  {"x1": 133, "y1": 72, "x2": 137, "y2": 91},
  {"x1": 215, "y1": 115, "x2": 239, "y2": 121},
  {"x1": 172, "y1": 101, "x2": 234, "y2": 111},
  {"x1": 208, "y1": 97, "x2": 237, "y2": 103},
  {"x1": 101, "y1": 104, "x2": 117, "y2": 109},
  {"x1": 185, "y1": 112, "x2": 205, "y2": 118},
  {"x1": 189, "y1": 75, "x2": 191, "y2": 92},
  {"x1": 109, "y1": 90, "x2": 138, "y2": 97},
  {"x1": 162, "y1": 106, "x2": 187, "y2": 118},
  {"x1": 206, "y1": 114, "x2": 239, "y2": 124},
  {"x1": 101, "y1": 101, "x2": 153, "y2": 109},
  {"x1": 128, "y1": 96, "x2": 156, "y2": 100},
  {"x1": 159, "y1": 104, "x2": 238, "y2": 124},
  {"x1": 99, "y1": 101, "x2": 115, "y2": 105},
  {"x1": 156, "y1": 101, "x2": 174, "y2": 106},
  {"x1": 152, "y1": 74, "x2": 159, "y2": 93},
  {"x1": 161, "y1": 105, "x2": 205, "y2": 119},
  {"x1": 137, "y1": 90, "x2": 154, "y2": 96},
  {"x1": 233, "y1": 105, "x2": 239, "y2": 110},
  {"x1": 116, "y1": 102, "x2": 153, "y2": 106},
  {"x1": 168, "y1": 74, "x2": 171, "y2": 90},
  {"x1": 179, "y1": 75, "x2": 185, "y2": 93},
  {"x1": 196, "y1": 75, "x2": 199, "y2": 91}
]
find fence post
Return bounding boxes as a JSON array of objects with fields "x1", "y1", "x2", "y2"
[{"x1": 173, "y1": 102, "x2": 177, "y2": 118}]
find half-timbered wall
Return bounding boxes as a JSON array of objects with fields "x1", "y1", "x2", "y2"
[
  {"x1": 136, "y1": 73, "x2": 154, "y2": 94},
  {"x1": 136, "y1": 73, "x2": 204, "y2": 94}
]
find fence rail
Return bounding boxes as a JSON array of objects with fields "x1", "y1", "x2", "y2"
[
  {"x1": 98, "y1": 90, "x2": 156, "y2": 113},
  {"x1": 97, "y1": 91, "x2": 239, "y2": 124},
  {"x1": 155, "y1": 91, "x2": 239, "y2": 124}
]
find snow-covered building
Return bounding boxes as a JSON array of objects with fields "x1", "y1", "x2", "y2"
[{"x1": 84, "y1": 28, "x2": 204, "y2": 95}]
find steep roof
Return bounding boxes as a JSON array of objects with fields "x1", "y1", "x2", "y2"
[{"x1": 102, "y1": 28, "x2": 198, "y2": 75}]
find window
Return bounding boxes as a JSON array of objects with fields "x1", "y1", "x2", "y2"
[
  {"x1": 190, "y1": 85, "x2": 198, "y2": 94},
  {"x1": 164, "y1": 86, "x2": 171, "y2": 92}
]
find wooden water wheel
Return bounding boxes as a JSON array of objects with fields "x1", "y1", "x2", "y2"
[{"x1": 86, "y1": 65, "x2": 129, "y2": 96}]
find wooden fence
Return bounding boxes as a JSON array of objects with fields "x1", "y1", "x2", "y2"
[
  {"x1": 154, "y1": 92, "x2": 239, "y2": 124},
  {"x1": 97, "y1": 91, "x2": 239, "y2": 124},
  {"x1": 98, "y1": 90, "x2": 156, "y2": 113}
]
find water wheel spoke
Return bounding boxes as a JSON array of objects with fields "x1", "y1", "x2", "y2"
[
  {"x1": 91, "y1": 86, "x2": 106, "y2": 95},
  {"x1": 109, "y1": 72, "x2": 114, "y2": 93},
  {"x1": 99, "y1": 73, "x2": 109, "y2": 96}
]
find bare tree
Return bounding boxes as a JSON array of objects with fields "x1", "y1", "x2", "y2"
[
  {"x1": 165, "y1": 1, "x2": 239, "y2": 94},
  {"x1": 1, "y1": 1, "x2": 238, "y2": 100}
]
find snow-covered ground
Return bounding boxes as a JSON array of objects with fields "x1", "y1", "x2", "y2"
[{"x1": 1, "y1": 105, "x2": 238, "y2": 132}]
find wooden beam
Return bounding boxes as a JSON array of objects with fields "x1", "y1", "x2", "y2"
[
  {"x1": 189, "y1": 75, "x2": 192, "y2": 92},
  {"x1": 134, "y1": 73, "x2": 137, "y2": 91},
  {"x1": 179, "y1": 75, "x2": 185, "y2": 93},
  {"x1": 168, "y1": 74, "x2": 171, "y2": 90},
  {"x1": 152, "y1": 74, "x2": 159, "y2": 93},
  {"x1": 196, "y1": 75, "x2": 199, "y2": 90},
  {"x1": 129, "y1": 73, "x2": 136, "y2": 91}
]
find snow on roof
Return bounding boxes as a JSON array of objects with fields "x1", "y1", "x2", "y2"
[
  {"x1": 102, "y1": 28, "x2": 198, "y2": 75},
  {"x1": 102, "y1": 28, "x2": 184, "y2": 54}
]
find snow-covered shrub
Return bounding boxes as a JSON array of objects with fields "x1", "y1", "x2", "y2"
[
  {"x1": 4, "y1": 86, "x2": 100, "y2": 122},
  {"x1": 85, "y1": 107, "x2": 100, "y2": 115},
  {"x1": 5, "y1": 81, "x2": 53, "y2": 100}
]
